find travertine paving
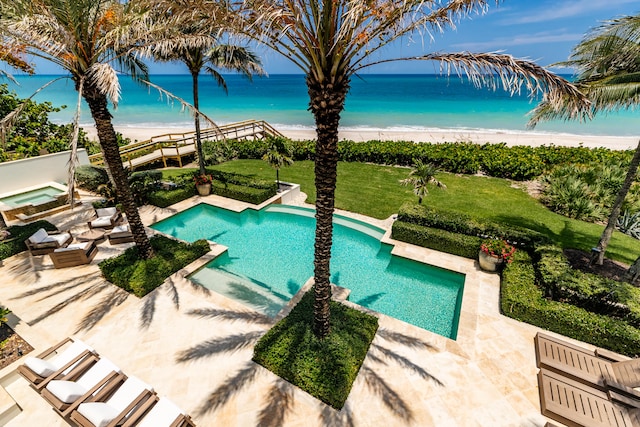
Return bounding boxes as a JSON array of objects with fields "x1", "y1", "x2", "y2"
[{"x1": 0, "y1": 193, "x2": 558, "y2": 426}]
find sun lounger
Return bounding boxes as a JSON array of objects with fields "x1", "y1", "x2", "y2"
[
  {"x1": 107, "y1": 224, "x2": 134, "y2": 245},
  {"x1": 538, "y1": 368, "x2": 636, "y2": 427},
  {"x1": 534, "y1": 332, "x2": 636, "y2": 390},
  {"x1": 88, "y1": 207, "x2": 122, "y2": 230},
  {"x1": 41, "y1": 357, "x2": 124, "y2": 416},
  {"x1": 70, "y1": 375, "x2": 154, "y2": 427},
  {"x1": 49, "y1": 241, "x2": 98, "y2": 268},
  {"x1": 122, "y1": 395, "x2": 195, "y2": 427},
  {"x1": 25, "y1": 228, "x2": 73, "y2": 255},
  {"x1": 17, "y1": 337, "x2": 95, "y2": 387}
]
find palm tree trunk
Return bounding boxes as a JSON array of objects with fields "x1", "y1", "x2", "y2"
[
  {"x1": 82, "y1": 81, "x2": 154, "y2": 259},
  {"x1": 192, "y1": 70, "x2": 205, "y2": 175},
  {"x1": 307, "y1": 74, "x2": 349, "y2": 339},
  {"x1": 591, "y1": 139, "x2": 640, "y2": 265},
  {"x1": 276, "y1": 169, "x2": 280, "y2": 189}
]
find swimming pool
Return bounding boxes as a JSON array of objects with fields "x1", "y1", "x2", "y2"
[
  {"x1": 151, "y1": 204, "x2": 465, "y2": 339},
  {"x1": 0, "y1": 185, "x2": 65, "y2": 208}
]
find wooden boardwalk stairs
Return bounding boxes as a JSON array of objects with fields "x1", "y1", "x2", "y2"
[{"x1": 88, "y1": 120, "x2": 285, "y2": 170}]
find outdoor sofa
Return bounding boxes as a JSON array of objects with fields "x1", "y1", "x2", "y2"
[
  {"x1": 88, "y1": 207, "x2": 122, "y2": 230},
  {"x1": 25, "y1": 228, "x2": 73, "y2": 255},
  {"x1": 49, "y1": 241, "x2": 98, "y2": 268}
]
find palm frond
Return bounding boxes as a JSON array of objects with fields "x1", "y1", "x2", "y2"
[{"x1": 88, "y1": 63, "x2": 121, "y2": 108}]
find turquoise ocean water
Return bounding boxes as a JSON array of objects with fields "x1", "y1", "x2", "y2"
[{"x1": 6, "y1": 73, "x2": 639, "y2": 137}]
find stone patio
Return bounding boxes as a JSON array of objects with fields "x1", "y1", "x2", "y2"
[{"x1": 0, "y1": 192, "x2": 562, "y2": 426}]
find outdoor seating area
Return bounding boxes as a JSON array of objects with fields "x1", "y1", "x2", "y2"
[
  {"x1": 535, "y1": 332, "x2": 640, "y2": 426},
  {"x1": 16, "y1": 337, "x2": 195, "y2": 426}
]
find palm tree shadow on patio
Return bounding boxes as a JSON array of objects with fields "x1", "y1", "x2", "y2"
[{"x1": 174, "y1": 306, "x2": 442, "y2": 425}]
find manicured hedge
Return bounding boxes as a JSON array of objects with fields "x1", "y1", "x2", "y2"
[
  {"x1": 99, "y1": 235, "x2": 210, "y2": 297},
  {"x1": 147, "y1": 187, "x2": 196, "y2": 208},
  {"x1": 229, "y1": 138, "x2": 632, "y2": 181},
  {"x1": 391, "y1": 221, "x2": 481, "y2": 259},
  {"x1": 0, "y1": 220, "x2": 57, "y2": 260},
  {"x1": 396, "y1": 203, "x2": 548, "y2": 249},
  {"x1": 253, "y1": 289, "x2": 378, "y2": 409},
  {"x1": 211, "y1": 182, "x2": 275, "y2": 205},
  {"x1": 501, "y1": 251, "x2": 640, "y2": 356}
]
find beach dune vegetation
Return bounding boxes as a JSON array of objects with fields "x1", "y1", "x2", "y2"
[{"x1": 531, "y1": 12, "x2": 640, "y2": 266}]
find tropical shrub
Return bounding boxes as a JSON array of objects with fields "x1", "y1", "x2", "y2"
[
  {"x1": 75, "y1": 165, "x2": 109, "y2": 193},
  {"x1": 617, "y1": 210, "x2": 640, "y2": 239},
  {"x1": 201, "y1": 139, "x2": 239, "y2": 165},
  {"x1": 0, "y1": 220, "x2": 57, "y2": 260},
  {"x1": 480, "y1": 239, "x2": 516, "y2": 263},
  {"x1": 99, "y1": 235, "x2": 210, "y2": 297}
]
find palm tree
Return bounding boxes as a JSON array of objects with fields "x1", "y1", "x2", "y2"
[
  {"x1": 530, "y1": 13, "x2": 640, "y2": 266},
  {"x1": 152, "y1": 27, "x2": 265, "y2": 175},
  {"x1": 262, "y1": 137, "x2": 293, "y2": 190},
  {"x1": 150, "y1": 0, "x2": 592, "y2": 338},
  {"x1": 401, "y1": 160, "x2": 446, "y2": 205},
  {"x1": 1, "y1": 0, "x2": 159, "y2": 258}
]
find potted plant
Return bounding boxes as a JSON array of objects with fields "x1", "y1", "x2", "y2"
[
  {"x1": 194, "y1": 174, "x2": 213, "y2": 196},
  {"x1": 478, "y1": 239, "x2": 516, "y2": 272}
]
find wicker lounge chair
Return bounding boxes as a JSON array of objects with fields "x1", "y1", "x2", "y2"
[
  {"x1": 70, "y1": 375, "x2": 154, "y2": 427},
  {"x1": 122, "y1": 395, "x2": 196, "y2": 427},
  {"x1": 88, "y1": 207, "x2": 122, "y2": 230},
  {"x1": 534, "y1": 332, "x2": 635, "y2": 390},
  {"x1": 25, "y1": 228, "x2": 73, "y2": 255},
  {"x1": 49, "y1": 241, "x2": 98, "y2": 268},
  {"x1": 107, "y1": 224, "x2": 134, "y2": 245},
  {"x1": 538, "y1": 368, "x2": 638, "y2": 427},
  {"x1": 17, "y1": 337, "x2": 95, "y2": 387},
  {"x1": 41, "y1": 357, "x2": 124, "y2": 416}
]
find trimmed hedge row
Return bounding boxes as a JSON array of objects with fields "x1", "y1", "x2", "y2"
[
  {"x1": 229, "y1": 139, "x2": 632, "y2": 181},
  {"x1": 147, "y1": 187, "x2": 196, "y2": 208},
  {"x1": 534, "y1": 244, "x2": 640, "y2": 327},
  {"x1": 501, "y1": 251, "x2": 640, "y2": 356},
  {"x1": 391, "y1": 221, "x2": 481, "y2": 259},
  {"x1": 396, "y1": 203, "x2": 548, "y2": 249},
  {"x1": 211, "y1": 182, "x2": 275, "y2": 205}
]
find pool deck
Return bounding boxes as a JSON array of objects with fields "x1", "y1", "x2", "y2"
[{"x1": 0, "y1": 191, "x2": 564, "y2": 426}]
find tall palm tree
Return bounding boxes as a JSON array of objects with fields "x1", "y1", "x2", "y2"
[
  {"x1": 152, "y1": 25, "x2": 265, "y2": 175},
  {"x1": 1, "y1": 0, "x2": 162, "y2": 258},
  {"x1": 530, "y1": 13, "x2": 640, "y2": 266},
  {"x1": 401, "y1": 160, "x2": 446, "y2": 205},
  {"x1": 162, "y1": 0, "x2": 591, "y2": 338}
]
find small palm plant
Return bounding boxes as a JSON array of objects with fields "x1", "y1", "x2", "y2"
[
  {"x1": 0, "y1": 307, "x2": 11, "y2": 326},
  {"x1": 400, "y1": 160, "x2": 446, "y2": 205},
  {"x1": 262, "y1": 137, "x2": 294, "y2": 190}
]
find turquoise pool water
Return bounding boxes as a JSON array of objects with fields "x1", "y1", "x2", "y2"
[
  {"x1": 151, "y1": 204, "x2": 465, "y2": 339},
  {"x1": 0, "y1": 186, "x2": 64, "y2": 208}
]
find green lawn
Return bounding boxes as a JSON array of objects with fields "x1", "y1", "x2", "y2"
[{"x1": 164, "y1": 159, "x2": 640, "y2": 265}]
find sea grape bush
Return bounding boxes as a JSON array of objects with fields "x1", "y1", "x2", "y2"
[{"x1": 229, "y1": 138, "x2": 633, "y2": 181}]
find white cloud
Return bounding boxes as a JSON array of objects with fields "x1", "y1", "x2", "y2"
[
  {"x1": 502, "y1": 0, "x2": 638, "y2": 24},
  {"x1": 452, "y1": 31, "x2": 583, "y2": 51}
]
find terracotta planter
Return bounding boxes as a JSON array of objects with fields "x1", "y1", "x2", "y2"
[
  {"x1": 196, "y1": 183, "x2": 211, "y2": 196},
  {"x1": 478, "y1": 250, "x2": 503, "y2": 272}
]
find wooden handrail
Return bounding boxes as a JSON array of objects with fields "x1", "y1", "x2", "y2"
[{"x1": 88, "y1": 119, "x2": 285, "y2": 168}]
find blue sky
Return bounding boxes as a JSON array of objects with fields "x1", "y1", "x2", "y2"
[{"x1": 18, "y1": 0, "x2": 640, "y2": 75}]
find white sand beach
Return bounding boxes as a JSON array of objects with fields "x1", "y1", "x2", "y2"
[{"x1": 83, "y1": 125, "x2": 639, "y2": 151}]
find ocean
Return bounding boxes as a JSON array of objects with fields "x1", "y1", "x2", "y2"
[{"x1": 5, "y1": 74, "x2": 639, "y2": 137}]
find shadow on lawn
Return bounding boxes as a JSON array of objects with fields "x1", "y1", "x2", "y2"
[{"x1": 175, "y1": 307, "x2": 442, "y2": 426}]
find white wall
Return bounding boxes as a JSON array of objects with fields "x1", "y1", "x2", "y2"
[{"x1": 0, "y1": 149, "x2": 90, "y2": 194}]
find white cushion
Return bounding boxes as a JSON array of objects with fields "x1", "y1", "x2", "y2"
[
  {"x1": 77, "y1": 402, "x2": 121, "y2": 427},
  {"x1": 111, "y1": 225, "x2": 129, "y2": 234},
  {"x1": 50, "y1": 233, "x2": 71, "y2": 245},
  {"x1": 76, "y1": 358, "x2": 120, "y2": 390},
  {"x1": 24, "y1": 357, "x2": 57, "y2": 377},
  {"x1": 29, "y1": 228, "x2": 49, "y2": 244},
  {"x1": 54, "y1": 242, "x2": 90, "y2": 253},
  {"x1": 91, "y1": 217, "x2": 113, "y2": 228},
  {"x1": 46, "y1": 380, "x2": 90, "y2": 404},
  {"x1": 105, "y1": 376, "x2": 152, "y2": 411},
  {"x1": 96, "y1": 207, "x2": 117, "y2": 218},
  {"x1": 137, "y1": 398, "x2": 184, "y2": 427}
]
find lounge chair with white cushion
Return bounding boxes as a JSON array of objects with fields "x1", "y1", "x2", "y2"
[
  {"x1": 49, "y1": 241, "x2": 98, "y2": 268},
  {"x1": 107, "y1": 224, "x2": 134, "y2": 245},
  {"x1": 41, "y1": 357, "x2": 124, "y2": 416},
  {"x1": 122, "y1": 396, "x2": 196, "y2": 427},
  {"x1": 88, "y1": 207, "x2": 122, "y2": 230},
  {"x1": 70, "y1": 375, "x2": 154, "y2": 427},
  {"x1": 17, "y1": 337, "x2": 95, "y2": 387},
  {"x1": 25, "y1": 228, "x2": 73, "y2": 255}
]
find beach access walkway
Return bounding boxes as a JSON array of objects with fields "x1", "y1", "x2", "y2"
[
  {"x1": 88, "y1": 119, "x2": 284, "y2": 170},
  {"x1": 0, "y1": 193, "x2": 559, "y2": 426}
]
